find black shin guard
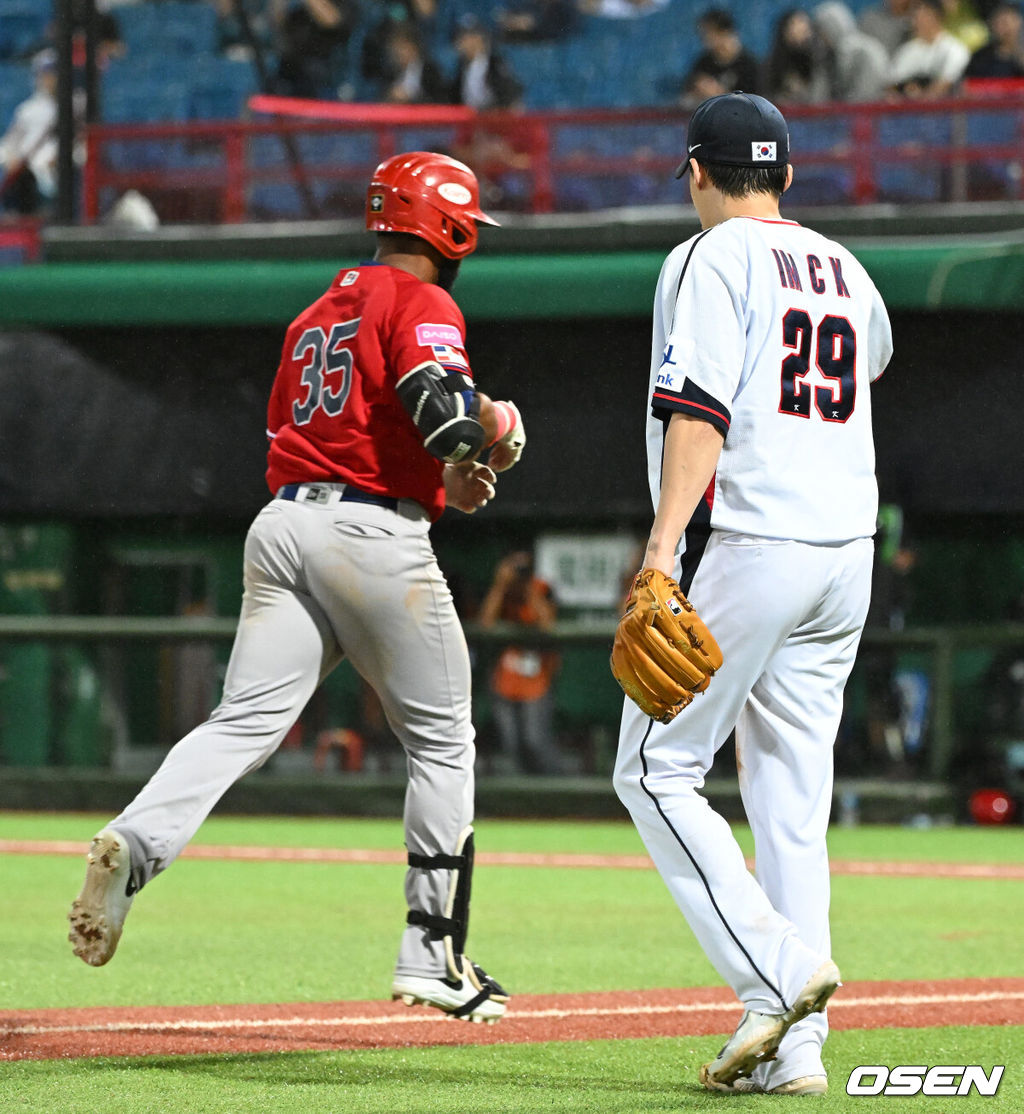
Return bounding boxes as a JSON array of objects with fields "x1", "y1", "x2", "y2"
[{"x1": 406, "y1": 825, "x2": 474, "y2": 980}]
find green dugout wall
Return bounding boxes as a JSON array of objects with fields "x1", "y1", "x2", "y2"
[{"x1": 2, "y1": 236, "x2": 1024, "y2": 326}]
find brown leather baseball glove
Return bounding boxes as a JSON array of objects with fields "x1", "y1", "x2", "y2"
[{"x1": 610, "y1": 568, "x2": 723, "y2": 724}]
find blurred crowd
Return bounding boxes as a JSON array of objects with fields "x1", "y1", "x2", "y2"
[
  {"x1": 3, "y1": 0, "x2": 1024, "y2": 220},
  {"x1": 683, "y1": 0, "x2": 1024, "y2": 107},
  {"x1": 217, "y1": 0, "x2": 1023, "y2": 106}
]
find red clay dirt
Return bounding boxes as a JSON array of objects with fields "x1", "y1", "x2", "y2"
[
  {"x1": 4, "y1": 839, "x2": 1024, "y2": 880},
  {"x1": 4, "y1": 978, "x2": 1024, "y2": 1061}
]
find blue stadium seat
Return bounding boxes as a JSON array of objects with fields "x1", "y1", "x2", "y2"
[
  {"x1": 248, "y1": 181, "x2": 304, "y2": 219},
  {"x1": 110, "y1": 5, "x2": 161, "y2": 53},
  {"x1": 874, "y1": 113, "x2": 950, "y2": 202},
  {"x1": 0, "y1": 0, "x2": 48, "y2": 61},
  {"x1": 188, "y1": 57, "x2": 258, "y2": 120},
  {"x1": 395, "y1": 127, "x2": 457, "y2": 156},
  {"x1": 247, "y1": 132, "x2": 288, "y2": 170},
  {"x1": 0, "y1": 60, "x2": 32, "y2": 130},
  {"x1": 964, "y1": 107, "x2": 1023, "y2": 199},
  {"x1": 116, "y1": 1, "x2": 219, "y2": 56},
  {"x1": 103, "y1": 83, "x2": 191, "y2": 125}
]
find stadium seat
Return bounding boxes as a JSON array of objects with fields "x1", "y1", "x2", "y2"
[
  {"x1": 0, "y1": 0, "x2": 47, "y2": 61},
  {"x1": 0, "y1": 60, "x2": 32, "y2": 130},
  {"x1": 103, "y1": 84, "x2": 191, "y2": 125},
  {"x1": 116, "y1": 1, "x2": 219, "y2": 57},
  {"x1": 875, "y1": 113, "x2": 951, "y2": 202},
  {"x1": 188, "y1": 58, "x2": 258, "y2": 121}
]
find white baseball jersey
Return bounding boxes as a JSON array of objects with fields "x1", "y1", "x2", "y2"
[{"x1": 646, "y1": 216, "x2": 893, "y2": 544}]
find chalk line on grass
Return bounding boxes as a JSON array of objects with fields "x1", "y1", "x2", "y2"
[{"x1": 3, "y1": 839, "x2": 1023, "y2": 880}]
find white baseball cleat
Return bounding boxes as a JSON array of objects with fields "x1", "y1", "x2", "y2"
[
  {"x1": 67, "y1": 828, "x2": 136, "y2": 967},
  {"x1": 700, "y1": 960, "x2": 841, "y2": 1091},
  {"x1": 767, "y1": 1074, "x2": 829, "y2": 1095},
  {"x1": 719, "y1": 1074, "x2": 829, "y2": 1095},
  {"x1": 391, "y1": 959, "x2": 509, "y2": 1023}
]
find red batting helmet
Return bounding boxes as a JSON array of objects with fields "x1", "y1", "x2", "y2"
[{"x1": 366, "y1": 151, "x2": 498, "y2": 260}]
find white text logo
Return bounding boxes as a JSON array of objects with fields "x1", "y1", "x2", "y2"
[{"x1": 847, "y1": 1066, "x2": 1004, "y2": 1097}]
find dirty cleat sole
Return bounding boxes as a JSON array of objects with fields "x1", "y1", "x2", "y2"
[
  {"x1": 67, "y1": 828, "x2": 134, "y2": 967},
  {"x1": 392, "y1": 960, "x2": 508, "y2": 1023},
  {"x1": 700, "y1": 961, "x2": 841, "y2": 1090}
]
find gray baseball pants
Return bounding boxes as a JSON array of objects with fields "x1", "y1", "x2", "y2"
[{"x1": 111, "y1": 491, "x2": 475, "y2": 979}]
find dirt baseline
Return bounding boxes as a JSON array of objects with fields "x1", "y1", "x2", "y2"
[{"x1": 4, "y1": 978, "x2": 1023, "y2": 1062}]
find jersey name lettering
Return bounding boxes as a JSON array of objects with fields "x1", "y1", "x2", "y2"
[
  {"x1": 771, "y1": 248, "x2": 851, "y2": 298},
  {"x1": 771, "y1": 249, "x2": 803, "y2": 291}
]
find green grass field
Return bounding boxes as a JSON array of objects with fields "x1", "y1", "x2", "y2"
[{"x1": 2, "y1": 812, "x2": 1023, "y2": 1112}]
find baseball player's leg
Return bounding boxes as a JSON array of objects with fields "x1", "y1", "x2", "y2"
[
  {"x1": 301, "y1": 504, "x2": 480, "y2": 980},
  {"x1": 69, "y1": 503, "x2": 339, "y2": 964},
  {"x1": 736, "y1": 537, "x2": 872, "y2": 1089},
  {"x1": 113, "y1": 503, "x2": 338, "y2": 882},
  {"x1": 614, "y1": 534, "x2": 831, "y2": 1013}
]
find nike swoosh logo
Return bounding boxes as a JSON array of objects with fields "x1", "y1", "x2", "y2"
[{"x1": 688, "y1": 143, "x2": 702, "y2": 152}]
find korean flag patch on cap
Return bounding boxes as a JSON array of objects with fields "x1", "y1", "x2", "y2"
[{"x1": 752, "y1": 141, "x2": 777, "y2": 162}]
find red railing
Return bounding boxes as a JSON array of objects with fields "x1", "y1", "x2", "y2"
[
  {"x1": 0, "y1": 219, "x2": 42, "y2": 263},
  {"x1": 82, "y1": 91, "x2": 1024, "y2": 225}
]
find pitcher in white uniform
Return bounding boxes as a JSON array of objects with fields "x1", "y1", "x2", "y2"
[{"x1": 613, "y1": 92, "x2": 893, "y2": 1096}]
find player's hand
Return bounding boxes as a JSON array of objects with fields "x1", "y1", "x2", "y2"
[
  {"x1": 488, "y1": 438, "x2": 521, "y2": 473},
  {"x1": 444, "y1": 462, "x2": 496, "y2": 514}
]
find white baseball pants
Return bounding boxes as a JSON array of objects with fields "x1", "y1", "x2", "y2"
[
  {"x1": 614, "y1": 531, "x2": 872, "y2": 1085},
  {"x1": 112, "y1": 494, "x2": 475, "y2": 979}
]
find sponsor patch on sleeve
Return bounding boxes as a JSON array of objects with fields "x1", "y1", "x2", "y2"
[
  {"x1": 415, "y1": 322, "x2": 464, "y2": 348},
  {"x1": 655, "y1": 366, "x2": 684, "y2": 393}
]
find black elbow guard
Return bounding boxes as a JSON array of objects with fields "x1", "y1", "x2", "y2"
[{"x1": 396, "y1": 360, "x2": 487, "y2": 464}]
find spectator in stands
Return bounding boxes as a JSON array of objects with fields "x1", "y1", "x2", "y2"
[
  {"x1": 449, "y1": 15, "x2": 524, "y2": 109},
  {"x1": 360, "y1": 0, "x2": 438, "y2": 87},
  {"x1": 942, "y1": 0, "x2": 990, "y2": 52},
  {"x1": 478, "y1": 551, "x2": 570, "y2": 775},
  {"x1": 764, "y1": 9, "x2": 830, "y2": 103},
  {"x1": 966, "y1": 0, "x2": 1024, "y2": 73},
  {"x1": 858, "y1": 0, "x2": 914, "y2": 56},
  {"x1": 381, "y1": 24, "x2": 446, "y2": 103},
  {"x1": 24, "y1": 1, "x2": 125, "y2": 68},
  {"x1": 496, "y1": 0, "x2": 580, "y2": 42},
  {"x1": 0, "y1": 50, "x2": 58, "y2": 216},
  {"x1": 272, "y1": 0, "x2": 358, "y2": 100},
  {"x1": 815, "y1": 1, "x2": 891, "y2": 99},
  {"x1": 889, "y1": 0, "x2": 970, "y2": 95},
  {"x1": 216, "y1": 0, "x2": 275, "y2": 63},
  {"x1": 680, "y1": 9, "x2": 762, "y2": 107},
  {"x1": 578, "y1": 0, "x2": 670, "y2": 17}
]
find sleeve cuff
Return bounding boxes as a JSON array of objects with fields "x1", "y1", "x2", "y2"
[{"x1": 651, "y1": 379, "x2": 731, "y2": 437}]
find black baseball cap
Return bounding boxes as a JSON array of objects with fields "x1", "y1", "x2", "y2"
[{"x1": 675, "y1": 92, "x2": 790, "y2": 178}]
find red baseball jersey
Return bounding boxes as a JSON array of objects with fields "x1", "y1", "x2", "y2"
[{"x1": 266, "y1": 262, "x2": 474, "y2": 521}]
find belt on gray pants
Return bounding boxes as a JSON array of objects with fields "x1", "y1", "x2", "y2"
[{"x1": 276, "y1": 482, "x2": 399, "y2": 511}]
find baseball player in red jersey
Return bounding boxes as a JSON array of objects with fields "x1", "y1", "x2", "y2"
[{"x1": 68, "y1": 152, "x2": 524, "y2": 1022}]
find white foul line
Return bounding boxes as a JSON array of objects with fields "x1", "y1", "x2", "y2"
[
  {"x1": 3, "y1": 840, "x2": 1023, "y2": 879},
  {"x1": 7, "y1": 990, "x2": 1024, "y2": 1038}
]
